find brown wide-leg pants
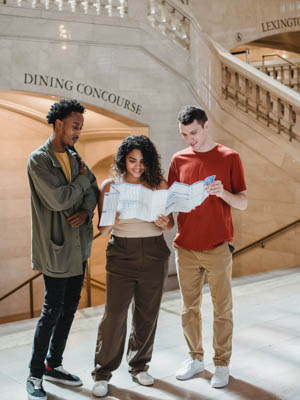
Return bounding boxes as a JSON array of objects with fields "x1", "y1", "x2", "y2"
[{"x1": 92, "y1": 234, "x2": 170, "y2": 382}]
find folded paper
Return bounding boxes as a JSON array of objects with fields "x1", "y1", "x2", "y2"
[{"x1": 99, "y1": 175, "x2": 215, "y2": 226}]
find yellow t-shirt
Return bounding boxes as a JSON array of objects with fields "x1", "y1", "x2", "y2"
[{"x1": 55, "y1": 151, "x2": 72, "y2": 183}]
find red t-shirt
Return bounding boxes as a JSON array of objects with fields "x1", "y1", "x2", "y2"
[{"x1": 168, "y1": 144, "x2": 247, "y2": 251}]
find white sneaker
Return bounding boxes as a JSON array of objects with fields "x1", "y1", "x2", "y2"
[
  {"x1": 135, "y1": 371, "x2": 154, "y2": 386},
  {"x1": 211, "y1": 366, "x2": 230, "y2": 388},
  {"x1": 175, "y1": 358, "x2": 204, "y2": 380},
  {"x1": 92, "y1": 380, "x2": 108, "y2": 397}
]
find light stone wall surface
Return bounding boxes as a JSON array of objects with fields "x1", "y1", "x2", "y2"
[
  {"x1": 0, "y1": 108, "x2": 50, "y2": 321},
  {"x1": 0, "y1": 0, "x2": 299, "y2": 321},
  {"x1": 189, "y1": 0, "x2": 300, "y2": 50}
]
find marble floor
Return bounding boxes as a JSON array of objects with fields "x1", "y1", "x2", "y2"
[{"x1": 1, "y1": 267, "x2": 300, "y2": 400}]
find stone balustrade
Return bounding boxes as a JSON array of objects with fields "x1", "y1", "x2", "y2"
[
  {"x1": 147, "y1": 0, "x2": 190, "y2": 49},
  {"x1": 256, "y1": 62, "x2": 300, "y2": 93},
  {"x1": 3, "y1": 0, "x2": 128, "y2": 16},
  {"x1": 144, "y1": 0, "x2": 300, "y2": 145},
  {"x1": 144, "y1": 1, "x2": 300, "y2": 146},
  {"x1": 222, "y1": 63, "x2": 300, "y2": 142}
]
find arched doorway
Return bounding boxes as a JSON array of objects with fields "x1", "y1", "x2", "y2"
[{"x1": 0, "y1": 90, "x2": 149, "y2": 322}]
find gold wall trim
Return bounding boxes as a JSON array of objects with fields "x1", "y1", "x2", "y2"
[
  {"x1": 0, "y1": 99, "x2": 46, "y2": 123},
  {"x1": 80, "y1": 128, "x2": 134, "y2": 142}
]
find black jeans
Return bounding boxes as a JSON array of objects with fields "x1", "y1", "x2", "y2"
[{"x1": 29, "y1": 263, "x2": 86, "y2": 378}]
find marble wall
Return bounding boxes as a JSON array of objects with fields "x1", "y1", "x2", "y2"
[
  {"x1": 189, "y1": 0, "x2": 300, "y2": 50},
  {"x1": 0, "y1": 108, "x2": 50, "y2": 322}
]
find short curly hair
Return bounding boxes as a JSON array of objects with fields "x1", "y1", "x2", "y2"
[
  {"x1": 177, "y1": 105, "x2": 208, "y2": 127},
  {"x1": 112, "y1": 135, "x2": 163, "y2": 188},
  {"x1": 46, "y1": 99, "x2": 85, "y2": 125}
]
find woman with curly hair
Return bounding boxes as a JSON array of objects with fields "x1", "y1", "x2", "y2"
[{"x1": 92, "y1": 135, "x2": 174, "y2": 397}]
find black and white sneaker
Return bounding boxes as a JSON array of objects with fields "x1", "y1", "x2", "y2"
[
  {"x1": 44, "y1": 365, "x2": 82, "y2": 386},
  {"x1": 26, "y1": 376, "x2": 47, "y2": 400}
]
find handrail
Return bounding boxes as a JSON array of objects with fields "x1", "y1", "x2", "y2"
[
  {"x1": 262, "y1": 53, "x2": 300, "y2": 70},
  {"x1": 0, "y1": 231, "x2": 102, "y2": 318},
  {"x1": 231, "y1": 48, "x2": 250, "y2": 64},
  {"x1": 233, "y1": 219, "x2": 300, "y2": 257},
  {"x1": 0, "y1": 272, "x2": 42, "y2": 303},
  {"x1": 0, "y1": 272, "x2": 42, "y2": 318},
  {"x1": 160, "y1": 219, "x2": 300, "y2": 281},
  {"x1": 87, "y1": 277, "x2": 106, "y2": 290},
  {"x1": 2, "y1": 219, "x2": 300, "y2": 319}
]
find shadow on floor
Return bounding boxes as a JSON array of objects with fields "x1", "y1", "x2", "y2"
[
  {"x1": 46, "y1": 384, "x2": 92, "y2": 399},
  {"x1": 45, "y1": 373, "x2": 282, "y2": 400},
  {"x1": 227, "y1": 376, "x2": 282, "y2": 400},
  {"x1": 109, "y1": 382, "x2": 209, "y2": 400},
  {"x1": 110, "y1": 376, "x2": 282, "y2": 400}
]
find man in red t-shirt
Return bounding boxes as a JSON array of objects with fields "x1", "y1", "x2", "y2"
[{"x1": 168, "y1": 105, "x2": 247, "y2": 388}]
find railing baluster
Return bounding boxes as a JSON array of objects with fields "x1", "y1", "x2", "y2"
[
  {"x1": 277, "y1": 98, "x2": 283, "y2": 134},
  {"x1": 147, "y1": 0, "x2": 190, "y2": 49},
  {"x1": 257, "y1": 53, "x2": 300, "y2": 92},
  {"x1": 86, "y1": 259, "x2": 92, "y2": 307},
  {"x1": 288, "y1": 105, "x2": 296, "y2": 141},
  {"x1": 2, "y1": 0, "x2": 129, "y2": 17},
  {"x1": 221, "y1": 63, "x2": 299, "y2": 142},
  {"x1": 255, "y1": 85, "x2": 261, "y2": 120},
  {"x1": 245, "y1": 78, "x2": 250, "y2": 113},
  {"x1": 29, "y1": 281, "x2": 34, "y2": 318},
  {"x1": 288, "y1": 65, "x2": 292, "y2": 87}
]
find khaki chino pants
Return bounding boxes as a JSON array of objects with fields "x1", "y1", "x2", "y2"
[
  {"x1": 92, "y1": 235, "x2": 170, "y2": 382},
  {"x1": 175, "y1": 241, "x2": 233, "y2": 366}
]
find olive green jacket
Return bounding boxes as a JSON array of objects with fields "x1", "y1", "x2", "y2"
[{"x1": 27, "y1": 139, "x2": 98, "y2": 277}]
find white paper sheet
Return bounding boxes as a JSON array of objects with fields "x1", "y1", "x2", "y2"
[
  {"x1": 99, "y1": 175, "x2": 215, "y2": 226},
  {"x1": 99, "y1": 192, "x2": 120, "y2": 226}
]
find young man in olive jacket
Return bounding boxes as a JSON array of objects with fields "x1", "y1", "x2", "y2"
[{"x1": 26, "y1": 99, "x2": 98, "y2": 400}]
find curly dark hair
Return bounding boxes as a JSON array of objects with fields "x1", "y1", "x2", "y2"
[
  {"x1": 46, "y1": 99, "x2": 85, "y2": 126},
  {"x1": 112, "y1": 135, "x2": 163, "y2": 188}
]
